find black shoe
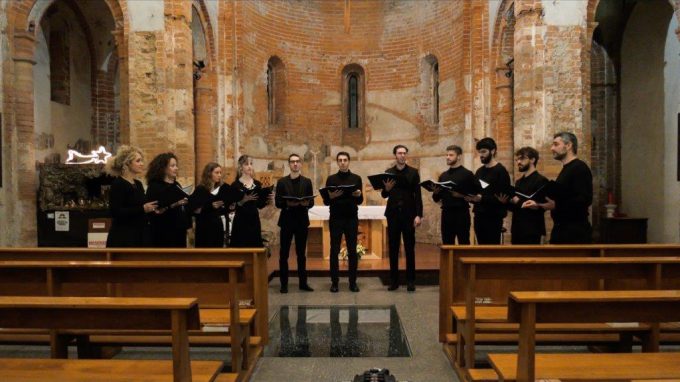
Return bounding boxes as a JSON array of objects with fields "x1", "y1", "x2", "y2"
[
  {"x1": 387, "y1": 284, "x2": 399, "y2": 291},
  {"x1": 407, "y1": 283, "x2": 415, "y2": 292},
  {"x1": 330, "y1": 284, "x2": 339, "y2": 293},
  {"x1": 280, "y1": 285, "x2": 288, "y2": 294},
  {"x1": 299, "y1": 284, "x2": 314, "y2": 292},
  {"x1": 349, "y1": 284, "x2": 360, "y2": 292}
]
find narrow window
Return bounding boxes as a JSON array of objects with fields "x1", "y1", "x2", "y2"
[
  {"x1": 348, "y1": 73, "x2": 359, "y2": 128},
  {"x1": 267, "y1": 63, "x2": 275, "y2": 125},
  {"x1": 433, "y1": 62, "x2": 439, "y2": 124}
]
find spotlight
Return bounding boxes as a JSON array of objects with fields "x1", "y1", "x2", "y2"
[{"x1": 193, "y1": 60, "x2": 205, "y2": 81}]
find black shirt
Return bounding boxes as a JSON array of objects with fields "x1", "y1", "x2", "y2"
[
  {"x1": 323, "y1": 170, "x2": 364, "y2": 219},
  {"x1": 432, "y1": 166, "x2": 478, "y2": 210},
  {"x1": 473, "y1": 163, "x2": 511, "y2": 218},
  {"x1": 510, "y1": 171, "x2": 549, "y2": 236},
  {"x1": 551, "y1": 158, "x2": 593, "y2": 224},
  {"x1": 275, "y1": 175, "x2": 314, "y2": 228},
  {"x1": 106, "y1": 177, "x2": 149, "y2": 247},
  {"x1": 381, "y1": 164, "x2": 423, "y2": 219}
]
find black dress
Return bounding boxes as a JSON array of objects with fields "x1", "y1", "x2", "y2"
[
  {"x1": 192, "y1": 184, "x2": 227, "y2": 248},
  {"x1": 106, "y1": 177, "x2": 150, "y2": 247},
  {"x1": 145, "y1": 180, "x2": 189, "y2": 247},
  {"x1": 229, "y1": 179, "x2": 266, "y2": 247}
]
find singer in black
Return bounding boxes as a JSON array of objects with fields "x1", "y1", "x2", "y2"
[
  {"x1": 525, "y1": 132, "x2": 593, "y2": 244},
  {"x1": 432, "y1": 145, "x2": 479, "y2": 245},
  {"x1": 106, "y1": 146, "x2": 158, "y2": 247},
  {"x1": 466, "y1": 137, "x2": 511, "y2": 244},
  {"x1": 191, "y1": 162, "x2": 227, "y2": 248},
  {"x1": 230, "y1": 154, "x2": 271, "y2": 248},
  {"x1": 381, "y1": 145, "x2": 423, "y2": 292},
  {"x1": 275, "y1": 153, "x2": 315, "y2": 293},
  {"x1": 499, "y1": 147, "x2": 549, "y2": 244},
  {"x1": 145, "y1": 152, "x2": 190, "y2": 247},
  {"x1": 322, "y1": 151, "x2": 363, "y2": 293}
]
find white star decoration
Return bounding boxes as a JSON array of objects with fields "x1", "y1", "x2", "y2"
[{"x1": 65, "y1": 146, "x2": 112, "y2": 165}]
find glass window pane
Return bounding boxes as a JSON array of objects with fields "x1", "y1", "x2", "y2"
[{"x1": 349, "y1": 74, "x2": 358, "y2": 128}]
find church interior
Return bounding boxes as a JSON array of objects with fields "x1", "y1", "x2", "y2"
[{"x1": 1, "y1": 0, "x2": 680, "y2": 381}]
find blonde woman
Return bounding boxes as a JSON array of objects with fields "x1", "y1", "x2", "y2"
[
  {"x1": 229, "y1": 155, "x2": 270, "y2": 247},
  {"x1": 105, "y1": 146, "x2": 158, "y2": 247}
]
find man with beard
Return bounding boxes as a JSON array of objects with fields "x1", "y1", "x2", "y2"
[
  {"x1": 499, "y1": 147, "x2": 549, "y2": 244},
  {"x1": 322, "y1": 151, "x2": 363, "y2": 293},
  {"x1": 524, "y1": 132, "x2": 593, "y2": 243},
  {"x1": 432, "y1": 145, "x2": 479, "y2": 245},
  {"x1": 465, "y1": 137, "x2": 511, "y2": 244},
  {"x1": 382, "y1": 144, "x2": 423, "y2": 292}
]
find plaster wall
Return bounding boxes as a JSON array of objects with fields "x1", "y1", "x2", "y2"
[
  {"x1": 621, "y1": 0, "x2": 673, "y2": 242},
  {"x1": 128, "y1": 0, "x2": 164, "y2": 32},
  {"x1": 33, "y1": 19, "x2": 92, "y2": 163},
  {"x1": 663, "y1": 14, "x2": 680, "y2": 242}
]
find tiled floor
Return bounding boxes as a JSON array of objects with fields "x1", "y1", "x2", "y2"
[
  {"x1": 251, "y1": 277, "x2": 459, "y2": 382},
  {"x1": 266, "y1": 305, "x2": 411, "y2": 358}
]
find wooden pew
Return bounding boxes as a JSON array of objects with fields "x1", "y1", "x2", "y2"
[
  {"x1": 454, "y1": 256, "x2": 680, "y2": 372},
  {"x1": 487, "y1": 290, "x2": 680, "y2": 382},
  {"x1": 0, "y1": 247, "x2": 269, "y2": 344},
  {"x1": 0, "y1": 260, "x2": 249, "y2": 374},
  {"x1": 439, "y1": 244, "x2": 680, "y2": 344},
  {"x1": 0, "y1": 296, "x2": 228, "y2": 382}
]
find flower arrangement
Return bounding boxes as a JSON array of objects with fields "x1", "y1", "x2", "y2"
[{"x1": 339, "y1": 243, "x2": 367, "y2": 260}]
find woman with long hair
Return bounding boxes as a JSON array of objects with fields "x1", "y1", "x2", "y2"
[
  {"x1": 145, "y1": 152, "x2": 190, "y2": 247},
  {"x1": 105, "y1": 146, "x2": 158, "y2": 247},
  {"x1": 191, "y1": 162, "x2": 228, "y2": 247},
  {"x1": 229, "y1": 155, "x2": 270, "y2": 247}
]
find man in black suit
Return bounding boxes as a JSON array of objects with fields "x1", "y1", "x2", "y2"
[
  {"x1": 322, "y1": 151, "x2": 363, "y2": 293},
  {"x1": 381, "y1": 144, "x2": 423, "y2": 292},
  {"x1": 275, "y1": 153, "x2": 315, "y2": 293}
]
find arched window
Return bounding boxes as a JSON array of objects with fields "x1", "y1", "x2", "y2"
[
  {"x1": 48, "y1": 16, "x2": 70, "y2": 104},
  {"x1": 342, "y1": 64, "x2": 365, "y2": 130},
  {"x1": 266, "y1": 56, "x2": 285, "y2": 127},
  {"x1": 267, "y1": 63, "x2": 275, "y2": 125},
  {"x1": 348, "y1": 73, "x2": 359, "y2": 128},
  {"x1": 433, "y1": 62, "x2": 439, "y2": 124},
  {"x1": 421, "y1": 55, "x2": 439, "y2": 125}
]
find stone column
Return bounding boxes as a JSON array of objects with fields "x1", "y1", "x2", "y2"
[
  {"x1": 194, "y1": 69, "x2": 216, "y2": 181},
  {"x1": 512, "y1": 1, "x2": 546, "y2": 154},
  {"x1": 11, "y1": 31, "x2": 38, "y2": 245},
  {"x1": 164, "y1": 0, "x2": 195, "y2": 184}
]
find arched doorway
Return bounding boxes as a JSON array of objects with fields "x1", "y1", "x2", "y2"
[
  {"x1": 1, "y1": 0, "x2": 128, "y2": 245},
  {"x1": 588, "y1": 0, "x2": 677, "y2": 242}
]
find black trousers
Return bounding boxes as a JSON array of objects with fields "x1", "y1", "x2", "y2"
[
  {"x1": 441, "y1": 208, "x2": 471, "y2": 245},
  {"x1": 511, "y1": 233, "x2": 542, "y2": 244},
  {"x1": 329, "y1": 217, "x2": 358, "y2": 285},
  {"x1": 474, "y1": 215, "x2": 504, "y2": 244},
  {"x1": 279, "y1": 224, "x2": 309, "y2": 287},
  {"x1": 387, "y1": 213, "x2": 416, "y2": 285},
  {"x1": 550, "y1": 221, "x2": 592, "y2": 244}
]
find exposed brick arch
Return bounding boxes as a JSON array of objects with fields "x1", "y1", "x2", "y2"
[
  {"x1": 1, "y1": 0, "x2": 129, "y2": 245},
  {"x1": 192, "y1": 0, "x2": 216, "y2": 68}
]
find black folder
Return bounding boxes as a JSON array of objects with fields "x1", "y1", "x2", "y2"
[
  {"x1": 319, "y1": 184, "x2": 358, "y2": 200},
  {"x1": 157, "y1": 183, "x2": 189, "y2": 209},
  {"x1": 281, "y1": 194, "x2": 317, "y2": 201},
  {"x1": 367, "y1": 173, "x2": 407, "y2": 190},
  {"x1": 419, "y1": 180, "x2": 455, "y2": 192}
]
